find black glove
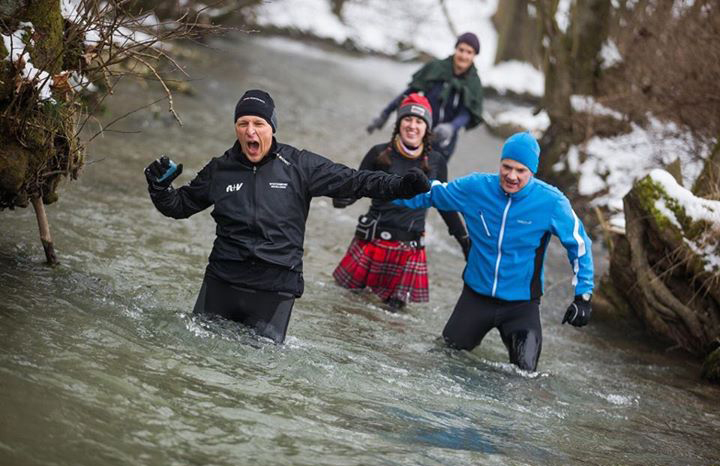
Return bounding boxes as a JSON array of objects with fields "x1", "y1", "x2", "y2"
[
  {"x1": 333, "y1": 197, "x2": 356, "y2": 208},
  {"x1": 366, "y1": 112, "x2": 390, "y2": 134},
  {"x1": 145, "y1": 155, "x2": 183, "y2": 190},
  {"x1": 562, "y1": 294, "x2": 592, "y2": 327},
  {"x1": 396, "y1": 167, "x2": 431, "y2": 199},
  {"x1": 432, "y1": 123, "x2": 454, "y2": 148},
  {"x1": 454, "y1": 234, "x2": 471, "y2": 260}
]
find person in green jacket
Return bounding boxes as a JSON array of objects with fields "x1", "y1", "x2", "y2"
[{"x1": 367, "y1": 32, "x2": 484, "y2": 161}]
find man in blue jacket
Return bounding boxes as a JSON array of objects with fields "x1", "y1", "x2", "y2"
[{"x1": 396, "y1": 132, "x2": 594, "y2": 371}]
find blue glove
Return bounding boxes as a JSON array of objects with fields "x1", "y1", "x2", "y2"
[
  {"x1": 432, "y1": 123, "x2": 454, "y2": 148},
  {"x1": 562, "y1": 294, "x2": 592, "y2": 327},
  {"x1": 145, "y1": 155, "x2": 183, "y2": 190}
]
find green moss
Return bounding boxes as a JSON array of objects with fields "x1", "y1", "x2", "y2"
[
  {"x1": 61, "y1": 19, "x2": 85, "y2": 72},
  {"x1": 633, "y1": 175, "x2": 681, "y2": 236},
  {"x1": 22, "y1": 0, "x2": 64, "y2": 75},
  {"x1": 633, "y1": 174, "x2": 712, "y2": 242},
  {"x1": 0, "y1": 87, "x2": 80, "y2": 208},
  {"x1": 0, "y1": 0, "x2": 83, "y2": 209},
  {"x1": 0, "y1": 141, "x2": 30, "y2": 193}
]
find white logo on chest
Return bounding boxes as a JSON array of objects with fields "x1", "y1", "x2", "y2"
[
  {"x1": 269, "y1": 182, "x2": 288, "y2": 189},
  {"x1": 226, "y1": 183, "x2": 243, "y2": 192},
  {"x1": 517, "y1": 219, "x2": 532, "y2": 225}
]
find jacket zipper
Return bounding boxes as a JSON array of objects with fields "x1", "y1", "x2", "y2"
[
  {"x1": 491, "y1": 196, "x2": 512, "y2": 297},
  {"x1": 252, "y1": 165, "x2": 258, "y2": 254},
  {"x1": 479, "y1": 212, "x2": 491, "y2": 237},
  {"x1": 253, "y1": 164, "x2": 257, "y2": 225}
]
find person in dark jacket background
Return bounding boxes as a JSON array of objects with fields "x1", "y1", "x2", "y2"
[
  {"x1": 333, "y1": 93, "x2": 470, "y2": 310},
  {"x1": 144, "y1": 89, "x2": 431, "y2": 343},
  {"x1": 366, "y1": 32, "x2": 484, "y2": 161}
]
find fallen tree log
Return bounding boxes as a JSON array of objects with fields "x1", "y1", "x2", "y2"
[{"x1": 596, "y1": 169, "x2": 720, "y2": 382}]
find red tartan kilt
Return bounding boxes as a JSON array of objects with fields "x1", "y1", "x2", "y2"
[{"x1": 333, "y1": 237, "x2": 429, "y2": 303}]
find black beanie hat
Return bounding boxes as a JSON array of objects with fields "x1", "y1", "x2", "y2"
[
  {"x1": 455, "y1": 32, "x2": 480, "y2": 54},
  {"x1": 234, "y1": 89, "x2": 278, "y2": 133}
]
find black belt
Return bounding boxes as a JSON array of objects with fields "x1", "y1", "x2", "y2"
[{"x1": 354, "y1": 215, "x2": 424, "y2": 246}]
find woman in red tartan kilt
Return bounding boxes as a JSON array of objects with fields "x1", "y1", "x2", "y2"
[{"x1": 332, "y1": 94, "x2": 470, "y2": 310}]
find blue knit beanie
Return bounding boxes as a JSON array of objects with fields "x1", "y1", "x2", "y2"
[{"x1": 501, "y1": 132, "x2": 540, "y2": 173}]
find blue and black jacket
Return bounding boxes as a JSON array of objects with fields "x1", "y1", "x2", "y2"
[{"x1": 396, "y1": 173, "x2": 594, "y2": 301}]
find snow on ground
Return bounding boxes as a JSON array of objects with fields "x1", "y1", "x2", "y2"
[
  {"x1": 563, "y1": 116, "x2": 713, "y2": 231},
  {"x1": 650, "y1": 169, "x2": 720, "y2": 273},
  {"x1": 570, "y1": 95, "x2": 624, "y2": 119},
  {"x1": 600, "y1": 39, "x2": 622, "y2": 69},
  {"x1": 254, "y1": 0, "x2": 544, "y2": 98},
  {"x1": 490, "y1": 107, "x2": 549, "y2": 136}
]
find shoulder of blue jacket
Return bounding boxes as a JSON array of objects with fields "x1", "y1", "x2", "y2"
[
  {"x1": 533, "y1": 178, "x2": 566, "y2": 199},
  {"x1": 461, "y1": 172, "x2": 494, "y2": 182}
]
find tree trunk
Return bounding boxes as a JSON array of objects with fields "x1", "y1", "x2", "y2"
[
  {"x1": 535, "y1": 0, "x2": 610, "y2": 183},
  {"x1": 493, "y1": 0, "x2": 541, "y2": 67},
  {"x1": 535, "y1": 0, "x2": 574, "y2": 180},
  {"x1": 570, "y1": 0, "x2": 610, "y2": 94}
]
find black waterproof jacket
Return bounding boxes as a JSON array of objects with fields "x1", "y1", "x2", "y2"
[{"x1": 149, "y1": 140, "x2": 407, "y2": 295}]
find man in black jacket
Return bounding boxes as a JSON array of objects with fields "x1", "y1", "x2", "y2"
[{"x1": 145, "y1": 89, "x2": 430, "y2": 343}]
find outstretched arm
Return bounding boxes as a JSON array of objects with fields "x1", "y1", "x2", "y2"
[
  {"x1": 551, "y1": 196, "x2": 594, "y2": 296},
  {"x1": 432, "y1": 158, "x2": 468, "y2": 237},
  {"x1": 395, "y1": 174, "x2": 476, "y2": 213},
  {"x1": 303, "y1": 151, "x2": 427, "y2": 200},
  {"x1": 332, "y1": 147, "x2": 378, "y2": 208}
]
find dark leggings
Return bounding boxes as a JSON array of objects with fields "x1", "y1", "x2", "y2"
[
  {"x1": 442, "y1": 284, "x2": 542, "y2": 372},
  {"x1": 193, "y1": 274, "x2": 295, "y2": 344}
]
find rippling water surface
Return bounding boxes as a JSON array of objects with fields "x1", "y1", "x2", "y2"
[{"x1": 1, "y1": 36, "x2": 719, "y2": 465}]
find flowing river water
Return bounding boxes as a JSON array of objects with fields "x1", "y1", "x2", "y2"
[{"x1": 1, "y1": 35, "x2": 719, "y2": 465}]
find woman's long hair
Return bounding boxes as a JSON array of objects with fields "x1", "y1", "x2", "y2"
[{"x1": 374, "y1": 120, "x2": 432, "y2": 173}]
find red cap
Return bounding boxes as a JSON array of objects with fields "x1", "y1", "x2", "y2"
[{"x1": 397, "y1": 93, "x2": 432, "y2": 129}]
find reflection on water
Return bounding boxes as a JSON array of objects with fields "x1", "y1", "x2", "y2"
[{"x1": 1, "y1": 35, "x2": 719, "y2": 465}]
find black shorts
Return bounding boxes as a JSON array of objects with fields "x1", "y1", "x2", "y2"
[
  {"x1": 442, "y1": 284, "x2": 542, "y2": 371},
  {"x1": 193, "y1": 273, "x2": 295, "y2": 344}
]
